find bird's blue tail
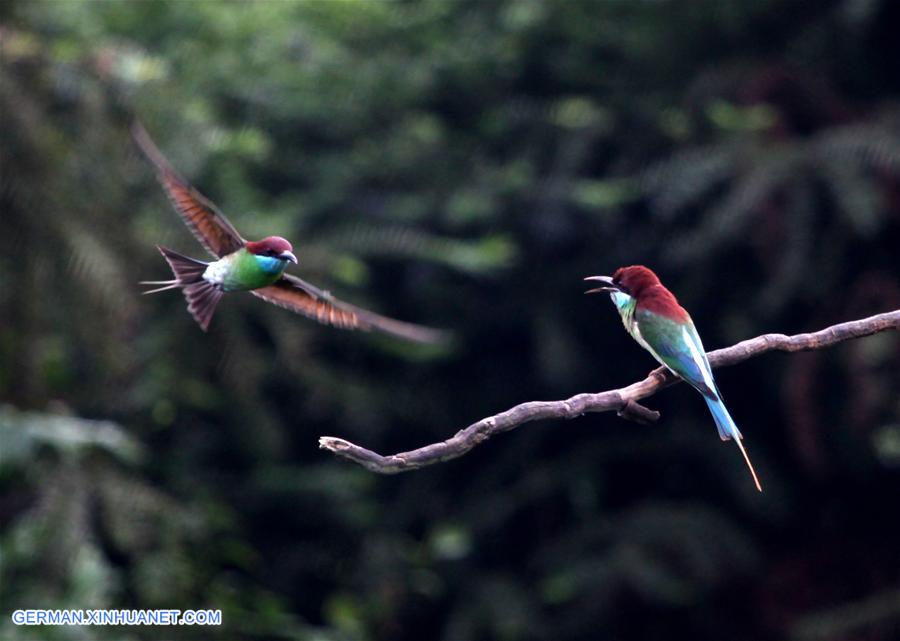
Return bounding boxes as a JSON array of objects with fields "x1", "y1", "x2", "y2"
[
  {"x1": 704, "y1": 395, "x2": 742, "y2": 441},
  {"x1": 703, "y1": 395, "x2": 762, "y2": 492}
]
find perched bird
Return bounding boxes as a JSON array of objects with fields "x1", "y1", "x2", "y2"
[
  {"x1": 585, "y1": 265, "x2": 762, "y2": 491},
  {"x1": 134, "y1": 122, "x2": 444, "y2": 343}
]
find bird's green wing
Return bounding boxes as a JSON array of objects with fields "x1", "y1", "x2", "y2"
[{"x1": 634, "y1": 308, "x2": 718, "y2": 399}]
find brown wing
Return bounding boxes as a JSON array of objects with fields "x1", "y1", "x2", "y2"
[
  {"x1": 250, "y1": 274, "x2": 448, "y2": 344},
  {"x1": 133, "y1": 121, "x2": 245, "y2": 258}
]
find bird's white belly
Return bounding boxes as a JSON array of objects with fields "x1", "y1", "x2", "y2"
[
  {"x1": 203, "y1": 260, "x2": 229, "y2": 286},
  {"x1": 612, "y1": 291, "x2": 669, "y2": 370},
  {"x1": 630, "y1": 322, "x2": 653, "y2": 354},
  {"x1": 627, "y1": 312, "x2": 677, "y2": 376}
]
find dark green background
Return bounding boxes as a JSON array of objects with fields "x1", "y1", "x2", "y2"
[{"x1": 2, "y1": 1, "x2": 899, "y2": 640}]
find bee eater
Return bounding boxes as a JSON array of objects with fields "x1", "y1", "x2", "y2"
[
  {"x1": 134, "y1": 122, "x2": 444, "y2": 343},
  {"x1": 585, "y1": 265, "x2": 762, "y2": 491}
]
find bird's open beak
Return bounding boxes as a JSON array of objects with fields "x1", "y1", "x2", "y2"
[
  {"x1": 279, "y1": 251, "x2": 298, "y2": 264},
  {"x1": 584, "y1": 275, "x2": 617, "y2": 294}
]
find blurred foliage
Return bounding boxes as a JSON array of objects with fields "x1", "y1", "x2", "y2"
[{"x1": 2, "y1": 1, "x2": 900, "y2": 640}]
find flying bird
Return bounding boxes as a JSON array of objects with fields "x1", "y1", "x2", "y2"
[
  {"x1": 134, "y1": 122, "x2": 444, "y2": 343},
  {"x1": 585, "y1": 265, "x2": 762, "y2": 491}
]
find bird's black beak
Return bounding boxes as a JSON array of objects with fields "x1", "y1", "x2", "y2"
[
  {"x1": 584, "y1": 275, "x2": 617, "y2": 295},
  {"x1": 279, "y1": 251, "x2": 298, "y2": 264}
]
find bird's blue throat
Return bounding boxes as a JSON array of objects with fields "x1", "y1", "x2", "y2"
[
  {"x1": 254, "y1": 255, "x2": 288, "y2": 275},
  {"x1": 610, "y1": 291, "x2": 633, "y2": 312}
]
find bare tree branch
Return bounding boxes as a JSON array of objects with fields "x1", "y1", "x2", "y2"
[{"x1": 319, "y1": 309, "x2": 900, "y2": 473}]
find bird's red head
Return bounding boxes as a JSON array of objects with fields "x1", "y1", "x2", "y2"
[
  {"x1": 246, "y1": 236, "x2": 298, "y2": 263},
  {"x1": 611, "y1": 265, "x2": 662, "y2": 298},
  {"x1": 585, "y1": 265, "x2": 686, "y2": 320}
]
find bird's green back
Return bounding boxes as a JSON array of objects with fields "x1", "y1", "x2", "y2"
[
  {"x1": 221, "y1": 249, "x2": 287, "y2": 291},
  {"x1": 635, "y1": 307, "x2": 718, "y2": 399}
]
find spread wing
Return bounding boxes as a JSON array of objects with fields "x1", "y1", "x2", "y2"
[
  {"x1": 133, "y1": 121, "x2": 245, "y2": 258},
  {"x1": 251, "y1": 274, "x2": 448, "y2": 344},
  {"x1": 635, "y1": 308, "x2": 718, "y2": 399}
]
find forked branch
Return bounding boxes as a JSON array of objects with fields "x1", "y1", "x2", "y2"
[{"x1": 319, "y1": 309, "x2": 900, "y2": 473}]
